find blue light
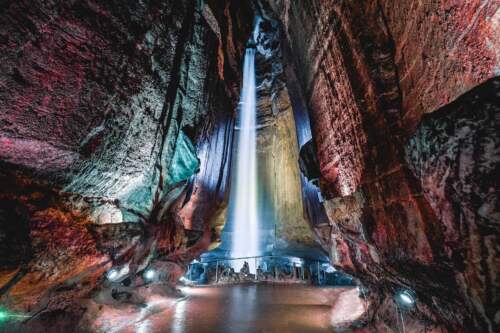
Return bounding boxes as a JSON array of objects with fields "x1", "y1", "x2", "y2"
[
  {"x1": 400, "y1": 293, "x2": 414, "y2": 305},
  {"x1": 106, "y1": 269, "x2": 119, "y2": 281},
  {"x1": 144, "y1": 269, "x2": 155, "y2": 281},
  {"x1": 395, "y1": 289, "x2": 416, "y2": 308}
]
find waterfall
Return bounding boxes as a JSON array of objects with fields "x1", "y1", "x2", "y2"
[{"x1": 229, "y1": 47, "x2": 258, "y2": 258}]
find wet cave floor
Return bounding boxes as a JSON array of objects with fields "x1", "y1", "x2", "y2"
[{"x1": 117, "y1": 284, "x2": 367, "y2": 333}]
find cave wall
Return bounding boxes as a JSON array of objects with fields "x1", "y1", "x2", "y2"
[
  {"x1": 378, "y1": 0, "x2": 500, "y2": 134},
  {"x1": 253, "y1": 16, "x2": 319, "y2": 251},
  {"x1": 215, "y1": 13, "x2": 320, "y2": 255},
  {"x1": 0, "y1": 0, "x2": 252, "y2": 313},
  {"x1": 0, "y1": 0, "x2": 497, "y2": 330},
  {"x1": 0, "y1": 0, "x2": 251, "y2": 219},
  {"x1": 406, "y1": 78, "x2": 500, "y2": 332},
  {"x1": 269, "y1": 0, "x2": 499, "y2": 331}
]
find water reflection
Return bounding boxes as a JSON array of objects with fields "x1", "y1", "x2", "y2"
[
  {"x1": 171, "y1": 299, "x2": 187, "y2": 333},
  {"x1": 164, "y1": 285, "x2": 360, "y2": 333},
  {"x1": 225, "y1": 285, "x2": 258, "y2": 332}
]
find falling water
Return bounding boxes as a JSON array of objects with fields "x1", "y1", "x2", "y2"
[{"x1": 230, "y1": 46, "x2": 258, "y2": 259}]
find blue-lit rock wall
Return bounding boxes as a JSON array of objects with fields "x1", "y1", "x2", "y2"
[
  {"x1": 251, "y1": 13, "x2": 322, "y2": 254},
  {"x1": 0, "y1": 0, "x2": 253, "y2": 317}
]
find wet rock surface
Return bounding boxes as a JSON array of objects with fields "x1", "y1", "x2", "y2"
[
  {"x1": 406, "y1": 78, "x2": 500, "y2": 332},
  {"x1": 0, "y1": 0, "x2": 252, "y2": 218},
  {"x1": 270, "y1": 0, "x2": 499, "y2": 331},
  {"x1": 252, "y1": 14, "x2": 319, "y2": 249},
  {"x1": 378, "y1": 0, "x2": 500, "y2": 133},
  {"x1": 0, "y1": 0, "x2": 253, "y2": 329},
  {"x1": 0, "y1": 0, "x2": 498, "y2": 332}
]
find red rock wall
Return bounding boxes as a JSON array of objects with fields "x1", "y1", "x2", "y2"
[
  {"x1": 0, "y1": 0, "x2": 251, "y2": 213},
  {"x1": 406, "y1": 78, "x2": 500, "y2": 333},
  {"x1": 378, "y1": 0, "x2": 499, "y2": 133},
  {"x1": 270, "y1": 0, "x2": 499, "y2": 331},
  {"x1": 0, "y1": 0, "x2": 253, "y2": 322}
]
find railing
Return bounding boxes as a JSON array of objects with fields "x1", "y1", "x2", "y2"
[{"x1": 183, "y1": 255, "x2": 350, "y2": 286}]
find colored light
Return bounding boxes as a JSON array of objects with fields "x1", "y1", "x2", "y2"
[
  {"x1": 395, "y1": 290, "x2": 416, "y2": 308},
  {"x1": 107, "y1": 269, "x2": 119, "y2": 281},
  {"x1": 400, "y1": 293, "x2": 414, "y2": 304},
  {"x1": 144, "y1": 269, "x2": 155, "y2": 281},
  {"x1": 0, "y1": 309, "x2": 30, "y2": 323}
]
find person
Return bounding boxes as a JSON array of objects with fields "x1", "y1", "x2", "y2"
[
  {"x1": 256, "y1": 265, "x2": 263, "y2": 280},
  {"x1": 240, "y1": 261, "x2": 250, "y2": 276}
]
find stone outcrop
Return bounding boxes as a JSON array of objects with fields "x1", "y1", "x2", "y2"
[
  {"x1": 268, "y1": 0, "x2": 499, "y2": 331},
  {"x1": 406, "y1": 78, "x2": 500, "y2": 332},
  {"x1": 378, "y1": 0, "x2": 500, "y2": 134},
  {"x1": 0, "y1": 0, "x2": 498, "y2": 331},
  {"x1": 0, "y1": 0, "x2": 253, "y2": 327},
  {"x1": 252, "y1": 14, "x2": 319, "y2": 251}
]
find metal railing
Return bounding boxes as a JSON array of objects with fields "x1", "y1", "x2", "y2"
[{"x1": 183, "y1": 254, "x2": 339, "y2": 286}]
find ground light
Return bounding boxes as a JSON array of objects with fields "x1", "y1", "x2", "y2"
[
  {"x1": 0, "y1": 308, "x2": 30, "y2": 324},
  {"x1": 106, "y1": 265, "x2": 129, "y2": 282},
  {"x1": 400, "y1": 293, "x2": 414, "y2": 305},
  {"x1": 0, "y1": 310, "x2": 6, "y2": 322},
  {"x1": 395, "y1": 289, "x2": 416, "y2": 309},
  {"x1": 143, "y1": 269, "x2": 156, "y2": 281},
  {"x1": 106, "y1": 269, "x2": 119, "y2": 281},
  {"x1": 323, "y1": 264, "x2": 335, "y2": 273},
  {"x1": 394, "y1": 289, "x2": 416, "y2": 333}
]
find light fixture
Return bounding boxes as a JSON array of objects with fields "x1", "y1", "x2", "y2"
[
  {"x1": 144, "y1": 269, "x2": 156, "y2": 281},
  {"x1": 400, "y1": 293, "x2": 413, "y2": 304},
  {"x1": 395, "y1": 289, "x2": 416, "y2": 309},
  {"x1": 106, "y1": 269, "x2": 119, "y2": 281},
  {"x1": 289, "y1": 257, "x2": 304, "y2": 266},
  {"x1": 0, "y1": 308, "x2": 29, "y2": 323},
  {"x1": 106, "y1": 265, "x2": 130, "y2": 282}
]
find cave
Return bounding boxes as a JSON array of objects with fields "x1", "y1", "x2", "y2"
[{"x1": 0, "y1": 0, "x2": 498, "y2": 332}]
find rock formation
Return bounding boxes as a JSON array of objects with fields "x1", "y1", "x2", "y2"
[
  {"x1": 0, "y1": 0, "x2": 498, "y2": 332},
  {"x1": 268, "y1": 0, "x2": 499, "y2": 331},
  {"x1": 0, "y1": 0, "x2": 253, "y2": 328},
  {"x1": 252, "y1": 15, "x2": 319, "y2": 251}
]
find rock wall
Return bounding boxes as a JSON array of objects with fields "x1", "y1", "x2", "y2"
[
  {"x1": 378, "y1": 0, "x2": 500, "y2": 134},
  {"x1": 0, "y1": 0, "x2": 252, "y2": 318},
  {"x1": 0, "y1": 0, "x2": 498, "y2": 331},
  {"x1": 406, "y1": 78, "x2": 500, "y2": 332},
  {"x1": 268, "y1": 0, "x2": 499, "y2": 331},
  {"x1": 253, "y1": 15, "x2": 319, "y2": 251}
]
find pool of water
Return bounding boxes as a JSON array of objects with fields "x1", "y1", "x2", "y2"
[{"x1": 129, "y1": 284, "x2": 363, "y2": 333}]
